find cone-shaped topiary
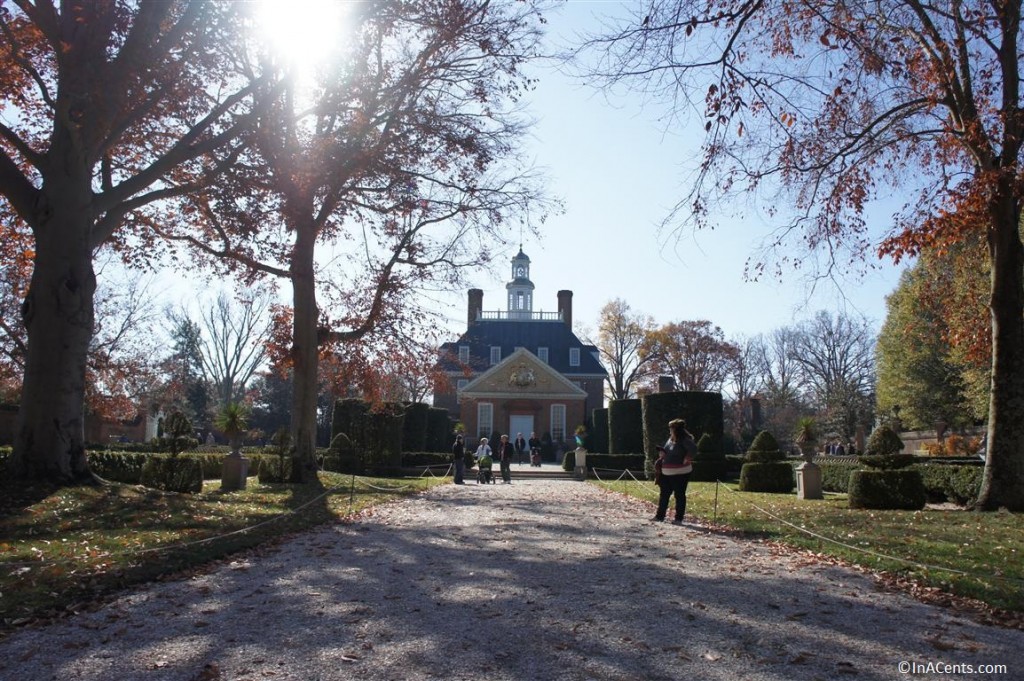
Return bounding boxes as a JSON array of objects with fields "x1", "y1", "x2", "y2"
[
  {"x1": 691, "y1": 433, "x2": 727, "y2": 482},
  {"x1": 860, "y1": 426, "x2": 914, "y2": 469},
  {"x1": 746, "y1": 430, "x2": 785, "y2": 463},
  {"x1": 739, "y1": 430, "x2": 793, "y2": 492},
  {"x1": 850, "y1": 425, "x2": 924, "y2": 508},
  {"x1": 695, "y1": 433, "x2": 721, "y2": 460}
]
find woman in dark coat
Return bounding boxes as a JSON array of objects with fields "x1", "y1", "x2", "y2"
[
  {"x1": 651, "y1": 418, "x2": 696, "y2": 523},
  {"x1": 452, "y1": 434, "x2": 466, "y2": 484}
]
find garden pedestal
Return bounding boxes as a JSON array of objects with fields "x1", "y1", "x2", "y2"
[
  {"x1": 796, "y1": 461, "x2": 822, "y2": 500},
  {"x1": 221, "y1": 454, "x2": 250, "y2": 491},
  {"x1": 574, "y1": 447, "x2": 588, "y2": 480}
]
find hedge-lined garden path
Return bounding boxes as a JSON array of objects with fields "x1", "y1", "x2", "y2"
[{"x1": 1, "y1": 479, "x2": 1021, "y2": 681}]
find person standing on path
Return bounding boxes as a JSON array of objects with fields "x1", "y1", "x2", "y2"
[
  {"x1": 528, "y1": 431, "x2": 541, "y2": 466},
  {"x1": 514, "y1": 432, "x2": 527, "y2": 465},
  {"x1": 496, "y1": 434, "x2": 514, "y2": 483},
  {"x1": 452, "y1": 434, "x2": 466, "y2": 484},
  {"x1": 652, "y1": 418, "x2": 696, "y2": 524}
]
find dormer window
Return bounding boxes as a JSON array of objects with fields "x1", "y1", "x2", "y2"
[
  {"x1": 569, "y1": 347, "x2": 580, "y2": 367},
  {"x1": 458, "y1": 345, "x2": 469, "y2": 363}
]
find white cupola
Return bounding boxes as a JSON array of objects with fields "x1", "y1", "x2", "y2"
[{"x1": 506, "y1": 246, "x2": 535, "y2": 318}]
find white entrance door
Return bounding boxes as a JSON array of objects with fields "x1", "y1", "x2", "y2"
[{"x1": 509, "y1": 415, "x2": 534, "y2": 463}]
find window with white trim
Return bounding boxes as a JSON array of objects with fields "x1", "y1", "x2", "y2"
[
  {"x1": 477, "y1": 403, "x2": 493, "y2": 439},
  {"x1": 458, "y1": 345, "x2": 469, "y2": 363},
  {"x1": 550, "y1": 404, "x2": 566, "y2": 442},
  {"x1": 490, "y1": 346, "x2": 501, "y2": 365},
  {"x1": 569, "y1": 347, "x2": 580, "y2": 367},
  {"x1": 538, "y1": 347, "x2": 549, "y2": 363},
  {"x1": 457, "y1": 379, "x2": 469, "y2": 391}
]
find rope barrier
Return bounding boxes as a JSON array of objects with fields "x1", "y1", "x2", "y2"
[
  {"x1": 114, "y1": 475, "x2": 357, "y2": 559},
  {"x1": 5, "y1": 473, "x2": 427, "y2": 568},
  {"x1": 418, "y1": 463, "x2": 453, "y2": 479},
  {"x1": 712, "y1": 480, "x2": 1024, "y2": 584},
  {"x1": 590, "y1": 467, "x2": 631, "y2": 482},
  {"x1": 355, "y1": 479, "x2": 416, "y2": 493}
]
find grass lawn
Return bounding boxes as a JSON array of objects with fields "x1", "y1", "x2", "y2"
[
  {"x1": 0, "y1": 472, "x2": 446, "y2": 635},
  {"x1": 594, "y1": 478, "x2": 1024, "y2": 614}
]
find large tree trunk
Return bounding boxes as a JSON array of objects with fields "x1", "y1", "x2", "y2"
[
  {"x1": 10, "y1": 171, "x2": 97, "y2": 484},
  {"x1": 976, "y1": 194, "x2": 1024, "y2": 511},
  {"x1": 289, "y1": 222, "x2": 321, "y2": 483}
]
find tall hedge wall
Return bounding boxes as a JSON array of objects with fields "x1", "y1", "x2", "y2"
[
  {"x1": 426, "y1": 407, "x2": 450, "y2": 452},
  {"x1": 608, "y1": 399, "x2": 643, "y2": 454},
  {"x1": 590, "y1": 408, "x2": 609, "y2": 454},
  {"x1": 330, "y1": 399, "x2": 405, "y2": 473},
  {"x1": 641, "y1": 391, "x2": 724, "y2": 460},
  {"x1": 401, "y1": 402, "x2": 430, "y2": 452}
]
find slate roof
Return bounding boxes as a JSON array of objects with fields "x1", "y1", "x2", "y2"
[{"x1": 439, "y1": 320, "x2": 606, "y2": 376}]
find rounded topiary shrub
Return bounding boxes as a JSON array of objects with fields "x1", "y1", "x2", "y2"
[
  {"x1": 848, "y1": 469, "x2": 927, "y2": 510},
  {"x1": 739, "y1": 430, "x2": 793, "y2": 492}
]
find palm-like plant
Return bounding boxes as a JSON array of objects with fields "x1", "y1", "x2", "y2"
[{"x1": 215, "y1": 402, "x2": 250, "y2": 456}]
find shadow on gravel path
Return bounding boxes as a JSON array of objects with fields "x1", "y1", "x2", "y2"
[{"x1": 0, "y1": 480, "x2": 1020, "y2": 681}]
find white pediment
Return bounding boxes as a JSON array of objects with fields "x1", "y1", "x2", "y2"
[{"x1": 461, "y1": 347, "x2": 586, "y2": 399}]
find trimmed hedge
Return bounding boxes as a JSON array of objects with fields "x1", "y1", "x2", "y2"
[
  {"x1": 739, "y1": 461, "x2": 795, "y2": 493},
  {"x1": 590, "y1": 408, "x2": 609, "y2": 454},
  {"x1": 562, "y1": 449, "x2": 575, "y2": 471},
  {"x1": 258, "y1": 455, "x2": 292, "y2": 483},
  {"x1": 819, "y1": 460, "x2": 859, "y2": 493},
  {"x1": 87, "y1": 450, "x2": 149, "y2": 483},
  {"x1": 587, "y1": 453, "x2": 645, "y2": 472},
  {"x1": 140, "y1": 455, "x2": 203, "y2": 494},
  {"x1": 608, "y1": 399, "x2": 643, "y2": 455},
  {"x1": 849, "y1": 469, "x2": 927, "y2": 510},
  {"x1": 401, "y1": 451, "x2": 451, "y2": 468},
  {"x1": 641, "y1": 391, "x2": 724, "y2": 459},
  {"x1": 426, "y1": 407, "x2": 451, "y2": 452},
  {"x1": 401, "y1": 402, "x2": 430, "y2": 453},
  {"x1": 914, "y1": 463, "x2": 984, "y2": 505},
  {"x1": 330, "y1": 399, "x2": 405, "y2": 474},
  {"x1": 818, "y1": 459, "x2": 983, "y2": 505}
]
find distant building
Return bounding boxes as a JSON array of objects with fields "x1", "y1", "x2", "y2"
[{"x1": 434, "y1": 248, "x2": 606, "y2": 450}]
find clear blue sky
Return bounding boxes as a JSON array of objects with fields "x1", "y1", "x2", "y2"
[{"x1": 435, "y1": 1, "x2": 909, "y2": 342}]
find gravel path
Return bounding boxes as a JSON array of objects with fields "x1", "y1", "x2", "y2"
[{"x1": 1, "y1": 479, "x2": 1021, "y2": 681}]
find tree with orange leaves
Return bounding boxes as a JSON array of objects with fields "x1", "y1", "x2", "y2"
[
  {"x1": 581, "y1": 0, "x2": 1024, "y2": 509},
  {"x1": 0, "y1": 2, "x2": 272, "y2": 483},
  {"x1": 161, "y1": 1, "x2": 553, "y2": 482}
]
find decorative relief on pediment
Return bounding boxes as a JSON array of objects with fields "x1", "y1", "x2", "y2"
[{"x1": 508, "y1": 363, "x2": 536, "y2": 388}]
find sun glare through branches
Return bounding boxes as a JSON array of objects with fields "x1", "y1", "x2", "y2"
[{"x1": 254, "y1": 0, "x2": 351, "y2": 73}]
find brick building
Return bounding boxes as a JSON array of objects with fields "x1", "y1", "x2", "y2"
[{"x1": 434, "y1": 248, "x2": 606, "y2": 453}]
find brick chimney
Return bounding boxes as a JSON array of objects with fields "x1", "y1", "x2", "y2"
[
  {"x1": 467, "y1": 289, "x2": 483, "y2": 327},
  {"x1": 557, "y1": 290, "x2": 573, "y2": 328}
]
